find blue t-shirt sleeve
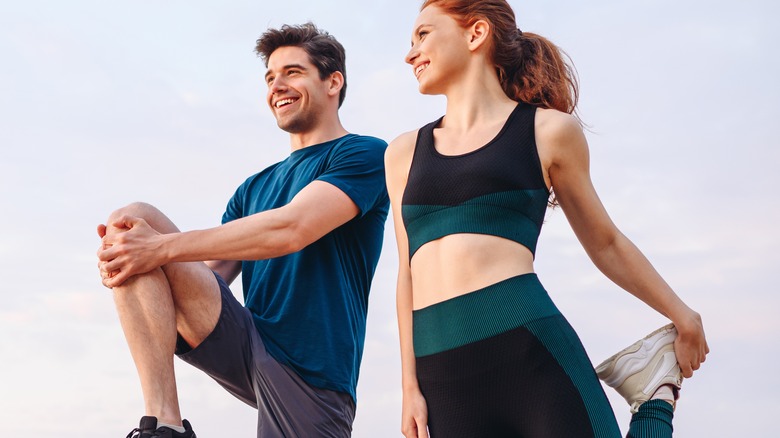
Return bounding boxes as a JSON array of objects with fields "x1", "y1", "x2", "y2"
[
  {"x1": 317, "y1": 135, "x2": 388, "y2": 217},
  {"x1": 221, "y1": 180, "x2": 246, "y2": 224}
]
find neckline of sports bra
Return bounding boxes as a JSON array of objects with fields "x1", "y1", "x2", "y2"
[{"x1": 429, "y1": 103, "x2": 522, "y2": 159}]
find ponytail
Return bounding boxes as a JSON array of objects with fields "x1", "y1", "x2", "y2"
[{"x1": 499, "y1": 30, "x2": 579, "y2": 115}]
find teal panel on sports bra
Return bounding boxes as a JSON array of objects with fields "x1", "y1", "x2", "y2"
[{"x1": 402, "y1": 188, "x2": 549, "y2": 260}]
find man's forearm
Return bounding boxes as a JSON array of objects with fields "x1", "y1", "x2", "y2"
[
  {"x1": 205, "y1": 260, "x2": 242, "y2": 285},
  {"x1": 164, "y1": 209, "x2": 302, "y2": 264}
]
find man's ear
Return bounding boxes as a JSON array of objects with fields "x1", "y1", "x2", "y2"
[
  {"x1": 467, "y1": 19, "x2": 491, "y2": 52},
  {"x1": 327, "y1": 71, "x2": 345, "y2": 98}
]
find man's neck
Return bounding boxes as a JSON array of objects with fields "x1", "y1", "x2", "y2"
[{"x1": 289, "y1": 123, "x2": 349, "y2": 152}]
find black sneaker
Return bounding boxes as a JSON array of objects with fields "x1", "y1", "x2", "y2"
[{"x1": 126, "y1": 416, "x2": 196, "y2": 438}]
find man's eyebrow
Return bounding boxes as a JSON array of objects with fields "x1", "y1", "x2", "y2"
[{"x1": 265, "y1": 64, "x2": 309, "y2": 79}]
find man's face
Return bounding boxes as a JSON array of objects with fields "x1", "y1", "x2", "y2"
[{"x1": 265, "y1": 46, "x2": 332, "y2": 134}]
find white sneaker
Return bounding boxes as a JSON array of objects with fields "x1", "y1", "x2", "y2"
[{"x1": 595, "y1": 324, "x2": 683, "y2": 413}]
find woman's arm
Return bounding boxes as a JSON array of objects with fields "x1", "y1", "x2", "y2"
[
  {"x1": 386, "y1": 131, "x2": 430, "y2": 438},
  {"x1": 536, "y1": 109, "x2": 709, "y2": 377}
]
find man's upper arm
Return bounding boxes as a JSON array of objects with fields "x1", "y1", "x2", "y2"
[
  {"x1": 283, "y1": 136, "x2": 388, "y2": 248},
  {"x1": 282, "y1": 180, "x2": 360, "y2": 248},
  {"x1": 316, "y1": 136, "x2": 388, "y2": 218}
]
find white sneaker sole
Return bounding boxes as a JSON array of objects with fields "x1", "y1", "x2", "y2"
[
  {"x1": 595, "y1": 324, "x2": 677, "y2": 388},
  {"x1": 595, "y1": 324, "x2": 682, "y2": 413}
]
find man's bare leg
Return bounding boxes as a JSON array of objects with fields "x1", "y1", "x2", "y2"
[
  {"x1": 103, "y1": 202, "x2": 223, "y2": 427},
  {"x1": 113, "y1": 269, "x2": 183, "y2": 425}
]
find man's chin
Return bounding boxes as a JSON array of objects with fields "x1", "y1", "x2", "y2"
[{"x1": 276, "y1": 119, "x2": 310, "y2": 134}]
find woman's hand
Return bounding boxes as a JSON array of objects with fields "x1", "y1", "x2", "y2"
[
  {"x1": 673, "y1": 310, "x2": 709, "y2": 378},
  {"x1": 401, "y1": 387, "x2": 429, "y2": 438}
]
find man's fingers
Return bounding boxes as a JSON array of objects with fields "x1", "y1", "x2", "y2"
[
  {"x1": 105, "y1": 271, "x2": 129, "y2": 288},
  {"x1": 102, "y1": 258, "x2": 121, "y2": 274},
  {"x1": 109, "y1": 214, "x2": 142, "y2": 232},
  {"x1": 97, "y1": 221, "x2": 127, "y2": 288},
  {"x1": 109, "y1": 216, "x2": 130, "y2": 230},
  {"x1": 100, "y1": 270, "x2": 116, "y2": 289},
  {"x1": 98, "y1": 247, "x2": 112, "y2": 262},
  {"x1": 97, "y1": 261, "x2": 115, "y2": 288}
]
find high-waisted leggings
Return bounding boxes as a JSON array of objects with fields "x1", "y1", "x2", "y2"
[{"x1": 413, "y1": 274, "x2": 673, "y2": 438}]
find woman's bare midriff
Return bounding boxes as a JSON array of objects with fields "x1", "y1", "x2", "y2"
[{"x1": 410, "y1": 233, "x2": 536, "y2": 310}]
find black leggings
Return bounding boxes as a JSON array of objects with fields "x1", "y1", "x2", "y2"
[{"x1": 413, "y1": 274, "x2": 621, "y2": 437}]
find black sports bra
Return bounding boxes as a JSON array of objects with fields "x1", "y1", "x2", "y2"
[{"x1": 401, "y1": 102, "x2": 550, "y2": 260}]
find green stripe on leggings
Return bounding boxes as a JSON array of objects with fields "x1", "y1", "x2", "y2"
[
  {"x1": 524, "y1": 317, "x2": 622, "y2": 437},
  {"x1": 412, "y1": 274, "x2": 559, "y2": 357}
]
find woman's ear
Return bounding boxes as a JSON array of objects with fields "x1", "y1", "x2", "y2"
[{"x1": 467, "y1": 19, "x2": 491, "y2": 52}]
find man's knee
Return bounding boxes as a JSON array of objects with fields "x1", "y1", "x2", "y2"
[
  {"x1": 106, "y1": 202, "x2": 179, "y2": 235},
  {"x1": 107, "y1": 201, "x2": 156, "y2": 222}
]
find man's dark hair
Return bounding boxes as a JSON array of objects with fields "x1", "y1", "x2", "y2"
[{"x1": 256, "y1": 22, "x2": 347, "y2": 108}]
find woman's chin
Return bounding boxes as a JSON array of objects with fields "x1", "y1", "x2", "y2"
[{"x1": 417, "y1": 82, "x2": 442, "y2": 96}]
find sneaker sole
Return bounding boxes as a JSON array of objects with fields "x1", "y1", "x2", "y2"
[{"x1": 595, "y1": 323, "x2": 676, "y2": 388}]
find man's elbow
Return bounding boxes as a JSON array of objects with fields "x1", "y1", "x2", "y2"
[
  {"x1": 284, "y1": 234, "x2": 307, "y2": 254},
  {"x1": 271, "y1": 207, "x2": 347, "y2": 255},
  {"x1": 277, "y1": 222, "x2": 315, "y2": 255}
]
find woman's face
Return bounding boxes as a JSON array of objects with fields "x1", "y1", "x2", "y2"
[{"x1": 405, "y1": 5, "x2": 471, "y2": 95}]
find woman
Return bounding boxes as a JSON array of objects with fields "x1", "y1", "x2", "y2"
[{"x1": 384, "y1": 1, "x2": 709, "y2": 437}]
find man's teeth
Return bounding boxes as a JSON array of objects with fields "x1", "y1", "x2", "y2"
[{"x1": 275, "y1": 98, "x2": 295, "y2": 108}]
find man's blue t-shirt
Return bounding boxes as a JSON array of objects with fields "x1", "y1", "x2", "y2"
[{"x1": 221, "y1": 134, "x2": 389, "y2": 402}]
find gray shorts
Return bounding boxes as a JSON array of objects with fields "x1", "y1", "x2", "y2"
[{"x1": 176, "y1": 273, "x2": 355, "y2": 437}]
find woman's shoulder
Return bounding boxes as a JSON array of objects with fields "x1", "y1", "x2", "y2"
[
  {"x1": 535, "y1": 107, "x2": 582, "y2": 140},
  {"x1": 385, "y1": 129, "x2": 419, "y2": 164},
  {"x1": 534, "y1": 107, "x2": 588, "y2": 155},
  {"x1": 533, "y1": 106, "x2": 590, "y2": 174},
  {"x1": 384, "y1": 130, "x2": 420, "y2": 192}
]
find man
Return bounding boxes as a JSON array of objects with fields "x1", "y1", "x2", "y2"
[{"x1": 97, "y1": 23, "x2": 389, "y2": 438}]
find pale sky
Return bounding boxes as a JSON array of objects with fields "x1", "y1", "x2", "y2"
[{"x1": 1, "y1": 0, "x2": 777, "y2": 436}]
